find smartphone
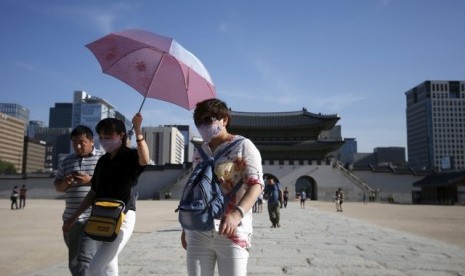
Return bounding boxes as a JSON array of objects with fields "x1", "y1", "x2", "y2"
[
  {"x1": 214, "y1": 219, "x2": 221, "y2": 232},
  {"x1": 71, "y1": 171, "x2": 81, "y2": 180}
]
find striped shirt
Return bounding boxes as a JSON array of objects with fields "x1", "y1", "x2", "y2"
[{"x1": 55, "y1": 148, "x2": 103, "y2": 222}]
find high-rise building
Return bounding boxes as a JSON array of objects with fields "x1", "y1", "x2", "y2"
[
  {"x1": 115, "y1": 110, "x2": 133, "y2": 141},
  {"x1": 72, "y1": 90, "x2": 115, "y2": 127},
  {"x1": 39, "y1": 91, "x2": 129, "y2": 169},
  {"x1": 72, "y1": 90, "x2": 117, "y2": 149},
  {"x1": 23, "y1": 137, "x2": 46, "y2": 174},
  {"x1": 27, "y1": 120, "x2": 46, "y2": 138},
  {"x1": 0, "y1": 112, "x2": 25, "y2": 172},
  {"x1": 166, "y1": 125, "x2": 193, "y2": 164},
  {"x1": 0, "y1": 103, "x2": 29, "y2": 125},
  {"x1": 33, "y1": 127, "x2": 71, "y2": 170},
  {"x1": 405, "y1": 80, "x2": 465, "y2": 171},
  {"x1": 0, "y1": 103, "x2": 29, "y2": 136},
  {"x1": 142, "y1": 126, "x2": 185, "y2": 165},
  {"x1": 336, "y1": 138, "x2": 357, "y2": 165},
  {"x1": 374, "y1": 147, "x2": 406, "y2": 166},
  {"x1": 49, "y1": 103, "x2": 73, "y2": 128}
]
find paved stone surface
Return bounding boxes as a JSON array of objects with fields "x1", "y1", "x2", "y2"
[{"x1": 31, "y1": 202, "x2": 465, "y2": 275}]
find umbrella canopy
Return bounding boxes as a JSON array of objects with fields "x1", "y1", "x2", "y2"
[{"x1": 86, "y1": 29, "x2": 216, "y2": 111}]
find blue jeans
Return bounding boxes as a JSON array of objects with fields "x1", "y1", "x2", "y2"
[{"x1": 63, "y1": 220, "x2": 97, "y2": 276}]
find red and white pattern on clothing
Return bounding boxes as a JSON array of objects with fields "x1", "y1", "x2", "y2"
[{"x1": 193, "y1": 135, "x2": 264, "y2": 248}]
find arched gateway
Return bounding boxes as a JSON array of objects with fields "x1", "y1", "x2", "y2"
[{"x1": 295, "y1": 176, "x2": 317, "y2": 200}]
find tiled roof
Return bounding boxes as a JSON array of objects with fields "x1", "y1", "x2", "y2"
[
  {"x1": 255, "y1": 141, "x2": 345, "y2": 160},
  {"x1": 229, "y1": 108, "x2": 340, "y2": 129},
  {"x1": 254, "y1": 140, "x2": 344, "y2": 149},
  {"x1": 413, "y1": 171, "x2": 465, "y2": 187}
]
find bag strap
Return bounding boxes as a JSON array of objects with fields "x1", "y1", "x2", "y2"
[
  {"x1": 196, "y1": 138, "x2": 245, "y2": 198},
  {"x1": 218, "y1": 138, "x2": 244, "y2": 200},
  {"x1": 197, "y1": 137, "x2": 244, "y2": 163},
  {"x1": 196, "y1": 145, "x2": 210, "y2": 162},
  {"x1": 213, "y1": 138, "x2": 243, "y2": 161},
  {"x1": 227, "y1": 179, "x2": 242, "y2": 198}
]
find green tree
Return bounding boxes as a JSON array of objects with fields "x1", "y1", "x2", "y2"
[{"x1": 0, "y1": 160, "x2": 17, "y2": 174}]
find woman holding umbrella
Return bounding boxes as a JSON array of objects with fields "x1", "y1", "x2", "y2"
[
  {"x1": 181, "y1": 98, "x2": 264, "y2": 276},
  {"x1": 63, "y1": 113, "x2": 150, "y2": 275}
]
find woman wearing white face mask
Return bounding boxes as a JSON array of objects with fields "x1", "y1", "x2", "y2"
[
  {"x1": 63, "y1": 113, "x2": 150, "y2": 276},
  {"x1": 181, "y1": 98, "x2": 264, "y2": 276}
]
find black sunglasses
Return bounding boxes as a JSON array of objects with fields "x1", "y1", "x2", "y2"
[{"x1": 195, "y1": 116, "x2": 218, "y2": 126}]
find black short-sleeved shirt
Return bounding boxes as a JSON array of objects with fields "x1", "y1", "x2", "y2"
[{"x1": 91, "y1": 147, "x2": 145, "y2": 212}]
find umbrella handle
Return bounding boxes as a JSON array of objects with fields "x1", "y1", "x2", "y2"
[
  {"x1": 128, "y1": 94, "x2": 147, "y2": 134},
  {"x1": 137, "y1": 96, "x2": 147, "y2": 113}
]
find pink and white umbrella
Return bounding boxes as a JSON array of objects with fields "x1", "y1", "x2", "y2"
[{"x1": 86, "y1": 29, "x2": 216, "y2": 111}]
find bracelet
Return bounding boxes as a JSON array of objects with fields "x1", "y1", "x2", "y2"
[
  {"x1": 234, "y1": 205, "x2": 245, "y2": 218},
  {"x1": 136, "y1": 137, "x2": 144, "y2": 143}
]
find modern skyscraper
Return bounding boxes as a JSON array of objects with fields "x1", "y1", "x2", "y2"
[
  {"x1": 337, "y1": 138, "x2": 357, "y2": 165},
  {"x1": 0, "y1": 103, "x2": 29, "y2": 125},
  {"x1": 72, "y1": 90, "x2": 116, "y2": 127},
  {"x1": 405, "y1": 80, "x2": 465, "y2": 171},
  {"x1": 72, "y1": 90, "x2": 117, "y2": 149},
  {"x1": 115, "y1": 110, "x2": 133, "y2": 141},
  {"x1": 27, "y1": 120, "x2": 46, "y2": 138},
  {"x1": 49, "y1": 103, "x2": 73, "y2": 128}
]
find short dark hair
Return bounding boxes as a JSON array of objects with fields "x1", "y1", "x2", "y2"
[
  {"x1": 95, "y1": 118, "x2": 128, "y2": 147},
  {"x1": 70, "y1": 125, "x2": 94, "y2": 140},
  {"x1": 193, "y1": 98, "x2": 231, "y2": 127}
]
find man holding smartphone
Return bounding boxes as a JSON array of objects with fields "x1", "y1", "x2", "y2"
[{"x1": 54, "y1": 125, "x2": 103, "y2": 275}]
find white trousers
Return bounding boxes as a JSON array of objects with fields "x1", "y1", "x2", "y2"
[
  {"x1": 90, "y1": 210, "x2": 136, "y2": 276},
  {"x1": 186, "y1": 230, "x2": 249, "y2": 276}
]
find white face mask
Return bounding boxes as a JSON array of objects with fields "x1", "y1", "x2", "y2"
[
  {"x1": 100, "y1": 138, "x2": 122, "y2": 153},
  {"x1": 197, "y1": 120, "x2": 223, "y2": 142}
]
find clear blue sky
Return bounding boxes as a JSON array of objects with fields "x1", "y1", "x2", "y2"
[{"x1": 1, "y1": 0, "x2": 464, "y2": 153}]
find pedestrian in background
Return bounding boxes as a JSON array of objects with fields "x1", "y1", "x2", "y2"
[
  {"x1": 257, "y1": 191, "x2": 264, "y2": 213},
  {"x1": 264, "y1": 177, "x2": 283, "y2": 228},
  {"x1": 283, "y1": 186, "x2": 289, "y2": 208},
  {"x1": 10, "y1": 186, "x2": 18, "y2": 210},
  {"x1": 300, "y1": 190, "x2": 306, "y2": 209},
  {"x1": 19, "y1": 184, "x2": 27, "y2": 209},
  {"x1": 335, "y1": 188, "x2": 344, "y2": 212}
]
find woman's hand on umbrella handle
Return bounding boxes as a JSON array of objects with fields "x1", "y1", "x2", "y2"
[{"x1": 132, "y1": 113, "x2": 143, "y2": 132}]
